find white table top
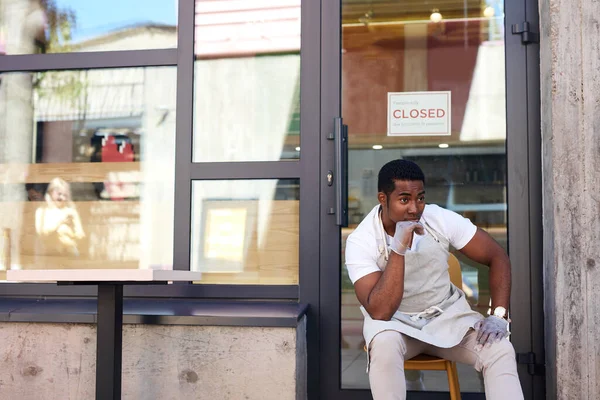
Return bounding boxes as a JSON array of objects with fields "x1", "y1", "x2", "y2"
[{"x1": 6, "y1": 269, "x2": 202, "y2": 283}]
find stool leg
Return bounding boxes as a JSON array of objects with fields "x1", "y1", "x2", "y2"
[
  {"x1": 446, "y1": 361, "x2": 461, "y2": 400},
  {"x1": 452, "y1": 362, "x2": 461, "y2": 399}
]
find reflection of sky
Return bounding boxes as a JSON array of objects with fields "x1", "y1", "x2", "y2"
[
  {"x1": 486, "y1": 0, "x2": 504, "y2": 14},
  {"x1": 56, "y1": 0, "x2": 178, "y2": 41}
]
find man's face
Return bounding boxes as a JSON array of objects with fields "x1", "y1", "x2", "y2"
[{"x1": 378, "y1": 179, "x2": 425, "y2": 223}]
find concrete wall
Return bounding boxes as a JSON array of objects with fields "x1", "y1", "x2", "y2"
[
  {"x1": 0, "y1": 320, "x2": 307, "y2": 400},
  {"x1": 539, "y1": 0, "x2": 600, "y2": 399}
]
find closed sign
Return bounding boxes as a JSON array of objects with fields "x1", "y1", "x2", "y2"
[{"x1": 387, "y1": 91, "x2": 451, "y2": 136}]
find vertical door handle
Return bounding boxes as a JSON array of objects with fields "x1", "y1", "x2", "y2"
[{"x1": 333, "y1": 117, "x2": 348, "y2": 227}]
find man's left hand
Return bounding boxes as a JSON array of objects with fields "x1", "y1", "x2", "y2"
[{"x1": 474, "y1": 316, "x2": 509, "y2": 351}]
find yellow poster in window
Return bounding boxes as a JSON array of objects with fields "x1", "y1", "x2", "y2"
[{"x1": 203, "y1": 208, "x2": 247, "y2": 267}]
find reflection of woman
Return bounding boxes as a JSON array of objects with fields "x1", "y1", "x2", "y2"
[{"x1": 35, "y1": 178, "x2": 85, "y2": 256}]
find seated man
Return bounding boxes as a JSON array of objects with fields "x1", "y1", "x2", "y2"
[{"x1": 345, "y1": 159, "x2": 523, "y2": 400}]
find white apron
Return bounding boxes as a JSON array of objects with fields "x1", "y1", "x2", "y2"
[{"x1": 362, "y1": 209, "x2": 483, "y2": 370}]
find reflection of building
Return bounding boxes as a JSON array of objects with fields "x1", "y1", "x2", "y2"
[
  {"x1": 71, "y1": 24, "x2": 176, "y2": 53},
  {"x1": 193, "y1": 0, "x2": 301, "y2": 161},
  {"x1": 195, "y1": 0, "x2": 300, "y2": 58}
]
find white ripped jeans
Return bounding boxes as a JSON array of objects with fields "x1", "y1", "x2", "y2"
[{"x1": 368, "y1": 329, "x2": 524, "y2": 400}]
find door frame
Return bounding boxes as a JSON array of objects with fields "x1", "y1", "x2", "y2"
[{"x1": 314, "y1": 0, "x2": 544, "y2": 398}]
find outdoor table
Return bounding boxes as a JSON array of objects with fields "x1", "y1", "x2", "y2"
[{"x1": 7, "y1": 269, "x2": 202, "y2": 400}]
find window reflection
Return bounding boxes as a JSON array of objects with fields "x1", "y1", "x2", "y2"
[
  {"x1": 0, "y1": 0, "x2": 177, "y2": 55},
  {"x1": 192, "y1": 0, "x2": 301, "y2": 162},
  {"x1": 0, "y1": 67, "x2": 176, "y2": 274},
  {"x1": 191, "y1": 179, "x2": 299, "y2": 285}
]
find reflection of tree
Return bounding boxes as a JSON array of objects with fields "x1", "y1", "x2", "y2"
[
  {"x1": 34, "y1": 1, "x2": 86, "y2": 129},
  {"x1": 35, "y1": 69, "x2": 90, "y2": 132},
  {"x1": 38, "y1": 0, "x2": 76, "y2": 53}
]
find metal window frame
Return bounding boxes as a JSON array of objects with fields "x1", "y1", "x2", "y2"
[
  {"x1": 506, "y1": 0, "x2": 545, "y2": 398},
  {"x1": 0, "y1": 283, "x2": 298, "y2": 299},
  {"x1": 0, "y1": 0, "x2": 321, "y2": 302},
  {"x1": 0, "y1": 50, "x2": 178, "y2": 72},
  {"x1": 525, "y1": 0, "x2": 545, "y2": 394}
]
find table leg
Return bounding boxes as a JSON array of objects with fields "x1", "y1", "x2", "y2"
[{"x1": 96, "y1": 284, "x2": 123, "y2": 400}]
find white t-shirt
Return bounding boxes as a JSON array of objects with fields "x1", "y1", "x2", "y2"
[{"x1": 345, "y1": 204, "x2": 477, "y2": 284}]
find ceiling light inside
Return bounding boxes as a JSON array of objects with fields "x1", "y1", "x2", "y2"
[
  {"x1": 483, "y1": 6, "x2": 495, "y2": 18},
  {"x1": 430, "y1": 9, "x2": 443, "y2": 23}
]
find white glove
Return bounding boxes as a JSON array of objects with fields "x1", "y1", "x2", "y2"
[
  {"x1": 474, "y1": 316, "x2": 510, "y2": 351},
  {"x1": 389, "y1": 221, "x2": 424, "y2": 256}
]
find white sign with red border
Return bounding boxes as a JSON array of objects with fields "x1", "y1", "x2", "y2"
[{"x1": 387, "y1": 91, "x2": 451, "y2": 136}]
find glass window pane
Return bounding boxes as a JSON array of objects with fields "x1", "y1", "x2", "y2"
[
  {"x1": 0, "y1": 0, "x2": 177, "y2": 55},
  {"x1": 341, "y1": 0, "x2": 506, "y2": 392},
  {"x1": 0, "y1": 67, "x2": 176, "y2": 276},
  {"x1": 192, "y1": 0, "x2": 301, "y2": 162},
  {"x1": 191, "y1": 179, "x2": 299, "y2": 284}
]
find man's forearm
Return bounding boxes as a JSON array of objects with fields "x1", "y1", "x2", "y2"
[
  {"x1": 365, "y1": 252, "x2": 406, "y2": 320},
  {"x1": 458, "y1": 229, "x2": 512, "y2": 313},
  {"x1": 488, "y1": 256, "x2": 511, "y2": 310}
]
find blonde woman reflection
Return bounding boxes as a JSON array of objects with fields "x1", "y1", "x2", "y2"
[{"x1": 35, "y1": 178, "x2": 85, "y2": 257}]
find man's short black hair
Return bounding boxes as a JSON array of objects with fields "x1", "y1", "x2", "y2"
[{"x1": 378, "y1": 159, "x2": 425, "y2": 195}]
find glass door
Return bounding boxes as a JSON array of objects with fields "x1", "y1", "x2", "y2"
[
  {"x1": 318, "y1": 0, "x2": 543, "y2": 398},
  {"x1": 341, "y1": 0, "x2": 505, "y2": 393}
]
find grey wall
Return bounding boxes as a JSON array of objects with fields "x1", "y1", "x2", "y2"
[
  {"x1": 539, "y1": 0, "x2": 600, "y2": 399},
  {"x1": 0, "y1": 321, "x2": 307, "y2": 400}
]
